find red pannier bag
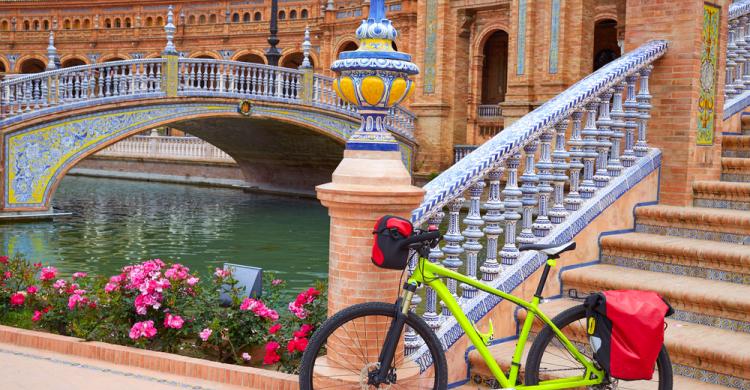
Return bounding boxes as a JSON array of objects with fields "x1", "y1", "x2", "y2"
[
  {"x1": 371, "y1": 215, "x2": 414, "y2": 270},
  {"x1": 583, "y1": 290, "x2": 674, "y2": 380}
]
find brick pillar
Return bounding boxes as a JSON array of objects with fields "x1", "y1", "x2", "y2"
[
  {"x1": 624, "y1": 0, "x2": 729, "y2": 206},
  {"x1": 317, "y1": 151, "x2": 424, "y2": 315}
]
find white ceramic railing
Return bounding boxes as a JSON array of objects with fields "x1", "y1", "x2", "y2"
[
  {"x1": 724, "y1": 0, "x2": 750, "y2": 118},
  {"x1": 404, "y1": 40, "x2": 669, "y2": 358},
  {"x1": 0, "y1": 59, "x2": 166, "y2": 119},
  {"x1": 477, "y1": 104, "x2": 502, "y2": 120},
  {"x1": 98, "y1": 135, "x2": 234, "y2": 162}
]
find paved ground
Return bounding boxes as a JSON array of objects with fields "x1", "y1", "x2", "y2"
[{"x1": 0, "y1": 343, "x2": 246, "y2": 390}]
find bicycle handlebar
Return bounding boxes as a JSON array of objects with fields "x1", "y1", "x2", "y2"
[{"x1": 400, "y1": 230, "x2": 441, "y2": 249}]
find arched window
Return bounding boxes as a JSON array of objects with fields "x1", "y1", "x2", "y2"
[
  {"x1": 104, "y1": 18, "x2": 112, "y2": 28},
  {"x1": 254, "y1": 12, "x2": 262, "y2": 21},
  {"x1": 145, "y1": 17, "x2": 153, "y2": 27},
  {"x1": 281, "y1": 52, "x2": 310, "y2": 69},
  {"x1": 301, "y1": 9, "x2": 308, "y2": 19},
  {"x1": 481, "y1": 30, "x2": 509, "y2": 104},
  {"x1": 83, "y1": 19, "x2": 91, "y2": 29},
  {"x1": 336, "y1": 41, "x2": 359, "y2": 58},
  {"x1": 236, "y1": 53, "x2": 266, "y2": 64},
  {"x1": 73, "y1": 19, "x2": 81, "y2": 29},
  {"x1": 23, "y1": 20, "x2": 30, "y2": 31},
  {"x1": 114, "y1": 18, "x2": 121, "y2": 28},
  {"x1": 188, "y1": 15, "x2": 196, "y2": 24},
  {"x1": 209, "y1": 14, "x2": 217, "y2": 23},
  {"x1": 44, "y1": 20, "x2": 50, "y2": 30},
  {"x1": 593, "y1": 19, "x2": 620, "y2": 71},
  {"x1": 278, "y1": 10, "x2": 286, "y2": 20},
  {"x1": 243, "y1": 12, "x2": 251, "y2": 22},
  {"x1": 199, "y1": 15, "x2": 206, "y2": 24},
  {"x1": 125, "y1": 18, "x2": 131, "y2": 28},
  {"x1": 62, "y1": 58, "x2": 86, "y2": 68},
  {"x1": 19, "y1": 58, "x2": 46, "y2": 74},
  {"x1": 0, "y1": 61, "x2": 5, "y2": 73},
  {"x1": 290, "y1": 10, "x2": 297, "y2": 19},
  {"x1": 232, "y1": 13, "x2": 240, "y2": 22},
  {"x1": 1, "y1": 21, "x2": 9, "y2": 31},
  {"x1": 156, "y1": 16, "x2": 164, "y2": 26},
  {"x1": 63, "y1": 19, "x2": 71, "y2": 29},
  {"x1": 33, "y1": 20, "x2": 40, "y2": 31}
]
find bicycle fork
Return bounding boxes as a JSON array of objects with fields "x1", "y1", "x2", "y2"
[{"x1": 372, "y1": 282, "x2": 417, "y2": 385}]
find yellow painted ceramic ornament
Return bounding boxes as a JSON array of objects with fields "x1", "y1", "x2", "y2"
[
  {"x1": 387, "y1": 78, "x2": 408, "y2": 106},
  {"x1": 336, "y1": 77, "x2": 359, "y2": 105},
  {"x1": 361, "y1": 76, "x2": 386, "y2": 106}
]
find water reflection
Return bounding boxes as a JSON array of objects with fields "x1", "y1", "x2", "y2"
[{"x1": 0, "y1": 176, "x2": 330, "y2": 290}]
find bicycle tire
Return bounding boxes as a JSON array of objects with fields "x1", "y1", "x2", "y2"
[
  {"x1": 299, "y1": 301, "x2": 448, "y2": 390},
  {"x1": 524, "y1": 305, "x2": 673, "y2": 389}
]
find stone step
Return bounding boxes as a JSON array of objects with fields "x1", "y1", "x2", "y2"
[
  {"x1": 562, "y1": 264, "x2": 750, "y2": 333},
  {"x1": 599, "y1": 232, "x2": 750, "y2": 284},
  {"x1": 693, "y1": 181, "x2": 750, "y2": 211},
  {"x1": 466, "y1": 299, "x2": 743, "y2": 388},
  {"x1": 634, "y1": 205, "x2": 750, "y2": 244},
  {"x1": 721, "y1": 158, "x2": 750, "y2": 183},
  {"x1": 722, "y1": 135, "x2": 750, "y2": 158}
]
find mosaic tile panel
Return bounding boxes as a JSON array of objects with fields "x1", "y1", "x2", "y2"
[
  {"x1": 673, "y1": 363, "x2": 750, "y2": 389},
  {"x1": 635, "y1": 223, "x2": 750, "y2": 244},
  {"x1": 694, "y1": 198, "x2": 750, "y2": 211},
  {"x1": 423, "y1": 0, "x2": 438, "y2": 94},
  {"x1": 722, "y1": 150, "x2": 750, "y2": 158},
  {"x1": 516, "y1": 0, "x2": 528, "y2": 76},
  {"x1": 670, "y1": 309, "x2": 750, "y2": 334},
  {"x1": 548, "y1": 0, "x2": 561, "y2": 74},
  {"x1": 601, "y1": 254, "x2": 750, "y2": 285},
  {"x1": 697, "y1": 3, "x2": 720, "y2": 145},
  {"x1": 721, "y1": 173, "x2": 750, "y2": 182}
]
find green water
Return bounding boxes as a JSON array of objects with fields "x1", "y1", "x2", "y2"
[{"x1": 0, "y1": 176, "x2": 330, "y2": 290}]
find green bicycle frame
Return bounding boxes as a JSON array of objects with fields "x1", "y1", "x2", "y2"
[{"x1": 406, "y1": 256, "x2": 605, "y2": 389}]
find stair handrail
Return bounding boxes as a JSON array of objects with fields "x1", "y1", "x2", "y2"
[{"x1": 411, "y1": 40, "x2": 669, "y2": 226}]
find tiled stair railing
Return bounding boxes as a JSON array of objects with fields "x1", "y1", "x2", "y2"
[
  {"x1": 405, "y1": 40, "x2": 669, "y2": 366},
  {"x1": 0, "y1": 58, "x2": 416, "y2": 142},
  {"x1": 724, "y1": 0, "x2": 750, "y2": 118}
]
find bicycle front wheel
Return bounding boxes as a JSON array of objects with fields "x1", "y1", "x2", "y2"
[
  {"x1": 524, "y1": 305, "x2": 673, "y2": 389},
  {"x1": 299, "y1": 301, "x2": 448, "y2": 390}
]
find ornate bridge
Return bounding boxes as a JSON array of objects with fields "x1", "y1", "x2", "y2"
[{"x1": 0, "y1": 40, "x2": 416, "y2": 216}]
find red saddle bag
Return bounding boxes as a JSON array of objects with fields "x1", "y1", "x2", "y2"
[
  {"x1": 584, "y1": 290, "x2": 673, "y2": 380},
  {"x1": 370, "y1": 215, "x2": 414, "y2": 270}
]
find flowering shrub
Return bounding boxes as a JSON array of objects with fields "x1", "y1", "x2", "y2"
[{"x1": 0, "y1": 255, "x2": 327, "y2": 374}]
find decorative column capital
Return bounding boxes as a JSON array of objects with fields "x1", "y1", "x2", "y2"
[
  {"x1": 163, "y1": 5, "x2": 178, "y2": 56},
  {"x1": 330, "y1": 0, "x2": 419, "y2": 152}
]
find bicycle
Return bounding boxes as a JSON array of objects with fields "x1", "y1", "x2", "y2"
[{"x1": 299, "y1": 229, "x2": 673, "y2": 389}]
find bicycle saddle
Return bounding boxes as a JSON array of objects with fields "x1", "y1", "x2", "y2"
[{"x1": 518, "y1": 241, "x2": 576, "y2": 257}]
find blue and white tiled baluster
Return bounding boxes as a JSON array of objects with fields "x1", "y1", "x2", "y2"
[
  {"x1": 442, "y1": 198, "x2": 465, "y2": 317},
  {"x1": 622, "y1": 75, "x2": 638, "y2": 167},
  {"x1": 634, "y1": 66, "x2": 652, "y2": 157},
  {"x1": 461, "y1": 182, "x2": 485, "y2": 300},
  {"x1": 481, "y1": 168, "x2": 504, "y2": 282},
  {"x1": 499, "y1": 153, "x2": 522, "y2": 267},
  {"x1": 579, "y1": 99, "x2": 600, "y2": 199},
  {"x1": 533, "y1": 131, "x2": 554, "y2": 237},
  {"x1": 727, "y1": 20, "x2": 739, "y2": 98},
  {"x1": 594, "y1": 90, "x2": 613, "y2": 188},
  {"x1": 424, "y1": 212, "x2": 445, "y2": 330},
  {"x1": 608, "y1": 83, "x2": 626, "y2": 177},
  {"x1": 564, "y1": 111, "x2": 585, "y2": 211},
  {"x1": 518, "y1": 140, "x2": 539, "y2": 244},
  {"x1": 550, "y1": 119, "x2": 570, "y2": 224}
]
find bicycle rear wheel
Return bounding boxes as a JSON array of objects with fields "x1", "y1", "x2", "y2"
[
  {"x1": 299, "y1": 301, "x2": 448, "y2": 390},
  {"x1": 524, "y1": 305, "x2": 673, "y2": 389}
]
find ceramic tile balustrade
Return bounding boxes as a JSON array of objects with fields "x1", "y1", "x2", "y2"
[{"x1": 724, "y1": 0, "x2": 750, "y2": 118}]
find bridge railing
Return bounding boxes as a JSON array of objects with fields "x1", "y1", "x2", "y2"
[
  {"x1": 177, "y1": 59, "x2": 303, "y2": 102},
  {"x1": 0, "y1": 59, "x2": 166, "y2": 120},
  {"x1": 724, "y1": 0, "x2": 750, "y2": 118},
  {"x1": 405, "y1": 40, "x2": 668, "y2": 359},
  {"x1": 98, "y1": 134, "x2": 234, "y2": 162}
]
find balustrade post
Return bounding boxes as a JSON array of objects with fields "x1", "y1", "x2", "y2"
[
  {"x1": 634, "y1": 66, "x2": 652, "y2": 157},
  {"x1": 481, "y1": 168, "x2": 504, "y2": 281},
  {"x1": 622, "y1": 76, "x2": 638, "y2": 167},
  {"x1": 461, "y1": 182, "x2": 485, "y2": 301},
  {"x1": 594, "y1": 91, "x2": 613, "y2": 188},
  {"x1": 423, "y1": 212, "x2": 445, "y2": 330},
  {"x1": 744, "y1": 16, "x2": 750, "y2": 90},
  {"x1": 518, "y1": 140, "x2": 539, "y2": 244},
  {"x1": 533, "y1": 131, "x2": 554, "y2": 237},
  {"x1": 579, "y1": 100, "x2": 599, "y2": 198},
  {"x1": 550, "y1": 119, "x2": 570, "y2": 224},
  {"x1": 161, "y1": 6, "x2": 179, "y2": 97},
  {"x1": 727, "y1": 20, "x2": 739, "y2": 98},
  {"x1": 736, "y1": 17, "x2": 749, "y2": 95},
  {"x1": 441, "y1": 198, "x2": 465, "y2": 316},
  {"x1": 499, "y1": 153, "x2": 522, "y2": 267},
  {"x1": 608, "y1": 84, "x2": 626, "y2": 177},
  {"x1": 564, "y1": 111, "x2": 585, "y2": 211}
]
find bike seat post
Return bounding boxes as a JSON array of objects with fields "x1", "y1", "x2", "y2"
[{"x1": 534, "y1": 256, "x2": 557, "y2": 300}]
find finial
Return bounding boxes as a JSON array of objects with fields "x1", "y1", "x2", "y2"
[
  {"x1": 326, "y1": 0, "x2": 334, "y2": 11},
  {"x1": 300, "y1": 26, "x2": 312, "y2": 69},
  {"x1": 46, "y1": 31, "x2": 59, "y2": 70},
  {"x1": 163, "y1": 5, "x2": 177, "y2": 55}
]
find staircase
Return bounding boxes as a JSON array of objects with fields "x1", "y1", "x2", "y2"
[{"x1": 463, "y1": 125, "x2": 750, "y2": 388}]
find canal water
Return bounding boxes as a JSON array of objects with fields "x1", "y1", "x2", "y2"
[{"x1": 0, "y1": 176, "x2": 330, "y2": 291}]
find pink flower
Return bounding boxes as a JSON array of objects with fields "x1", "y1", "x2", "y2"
[
  {"x1": 240, "y1": 298, "x2": 259, "y2": 311},
  {"x1": 31, "y1": 310, "x2": 43, "y2": 322},
  {"x1": 294, "y1": 324, "x2": 314, "y2": 338},
  {"x1": 0, "y1": 256, "x2": 8, "y2": 264},
  {"x1": 263, "y1": 341, "x2": 281, "y2": 365},
  {"x1": 199, "y1": 328, "x2": 212, "y2": 341},
  {"x1": 9, "y1": 292, "x2": 25, "y2": 306},
  {"x1": 67, "y1": 293, "x2": 89, "y2": 310},
  {"x1": 39, "y1": 266, "x2": 57, "y2": 281},
  {"x1": 3, "y1": 271, "x2": 11, "y2": 280},
  {"x1": 104, "y1": 282, "x2": 118, "y2": 293},
  {"x1": 241, "y1": 298, "x2": 279, "y2": 321},
  {"x1": 72, "y1": 272, "x2": 88, "y2": 279},
  {"x1": 289, "y1": 302, "x2": 308, "y2": 319},
  {"x1": 129, "y1": 320, "x2": 157, "y2": 340},
  {"x1": 272, "y1": 279, "x2": 283, "y2": 286},
  {"x1": 269, "y1": 323, "x2": 281, "y2": 334},
  {"x1": 287, "y1": 337, "x2": 308, "y2": 353},
  {"x1": 26, "y1": 285, "x2": 38, "y2": 295},
  {"x1": 52, "y1": 279, "x2": 67, "y2": 290},
  {"x1": 163, "y1": 313, "x2": 184, "y2": 329},
  {"x1": 214, "y1": 267, "x2": 231, "y2": 279},
  {"x1": 242, "y1": 352, "x2": 252, "y2": 362},
  {"x1": 186, "y1": 277, "x2": 199, "y2": 286},
  {"x1": 33, "y1": 262, "x2": 42, "y2": 268}
]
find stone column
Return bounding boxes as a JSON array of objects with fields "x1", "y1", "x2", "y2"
[{"x1": 624, "y1": 0, "x2": 729, "y2": 206}]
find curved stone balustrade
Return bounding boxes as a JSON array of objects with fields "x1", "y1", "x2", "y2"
[
  {"x1": 0, "y1": 58, "x2": 415, "y2": 142},
  {"x1": 724, "y1": 0, "x2": 750, "y2": 118},
  {"x1": 405, "y1": 40, "x2": 668, "y2": 364},
  {"x1": 97, "y1": 135, "x2": 234, "y2": 162}
]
